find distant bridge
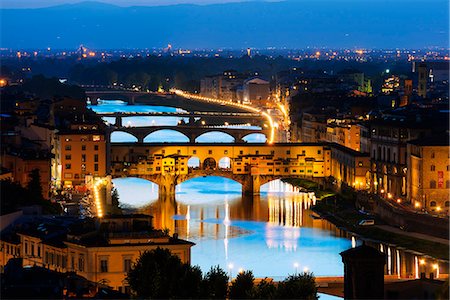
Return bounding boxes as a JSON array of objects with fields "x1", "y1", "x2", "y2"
[
  {"x1": 107, "y1": 125, "x2": 268, "y2": 143},
  {"x1": 86, "y1": 90, "x2": 172, "y2": 105}
]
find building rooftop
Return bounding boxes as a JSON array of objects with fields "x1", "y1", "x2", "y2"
[{"x1": 407, "y1": 134, "x2": 450, "y2": 147}]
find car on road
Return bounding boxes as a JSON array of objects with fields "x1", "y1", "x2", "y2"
[{"x1": 358, "y1": 219, "x2": 375, "y2": 226}]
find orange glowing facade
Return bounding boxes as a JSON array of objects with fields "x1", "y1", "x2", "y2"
[{"x1": 55, "y1": 130, "x2": 107, "y2": 187}]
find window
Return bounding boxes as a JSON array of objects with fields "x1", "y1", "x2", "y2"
[
  {"x1": 430, "y1": 180, "x2": 436, "y2": 188},
  {"x1": 431, "y1": 165, "x2": 436, "y2": 171},
  {"x1": 94, "y1": 154, "x2": 99, "y2": 162},
  {"x1": 239, "y1": 150, "x2": 243, "y2": 155},
  {"x1": 81, "y1": 145, "x2": 86, "y2": 151},
  {"x1": 31, "y1": 243, "x2": 34, "y2": 256},
  {"x1": 81, "y1": 154, "x2": 86, "y2": 162},
  {"x1": 94, "y1": 145, "x2": 99, "y2": 151},
  {"x1": 431, "y1": 152, "x2": 435, "y2": 158},
  {"x1": 302, "y1": 150, "x2": 306, "y2": 155},
  {"x1": 447, "y1": 165, "x2": 450, "y2": 172},
  {"x1": 430, "y1": 201, "x2": 437, "y2": 207},
  {"x1": 78, "y1": 255, "x2": 84, "y2": 272},
  {"x1": 100, "y1": 258, "x2": 108, "y2": 273},
  {"x1": 445, "y1": 201, "x2": 450, "y2": 207},
  {"x1": 93, "y1": 135, "x2": 101, "y2": 142},
  {"x1": 193, "y1": 150, "x2": 197, "y2": 154},
  {"x1": 318, "y1": 150, "x2": 321, "y2": 155},
  {"x1": 446, "y1": 180, "x2": 450, "y2": 189},
  {"x1": 286, "y1": 150, "x2": 290, "y2": 155},
  {"x1": 65, "y1": 155, "x2": 71, "y2": 160},
  {"x1": 224, "y1": 150, "x2": 228, "y2": 155},
  {"x1": 124, "y1": 258, "x2": 132, "y2": 272},
  {"x1": 81, "y1": 164, "x2": 86, "y2": 171},
  {"x1": 208, "y1": 150, "x2": 212, "y2": 154},
  {"x1": 94, "y1": 164, "x2": 99, "y2": 172},
  {"x1": 255, "y1": 150, "x2": 259, "y2": 155},
  {"x1": 358, "y1": 162, "x2": 363, "y2": 167},
  {"x1": 65, "y1": 145, "x2": 71, "y2": 151},
  {"x1": 65, "y1": 164, "x2": 71, "y2": 170}
]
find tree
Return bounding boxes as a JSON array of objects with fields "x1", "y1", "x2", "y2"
[
  {"x1": 252, "y1": 278, "x2": 277, "y2": 299},
  {"x1": 200, "y1": 266, "x2": 229, "y2": 299},
  {"x1": 229, "y1": 270, "x2": 255, "y2": 299},
  {"x1": 126, "y1": 248, "x2": 202, "y2": 299},
  {"x1": 27, "y1": 169, "x2": 43, "y2": 201},
  {"x1": 276, "y1": 273, "x2": 318, "y2": 300}
]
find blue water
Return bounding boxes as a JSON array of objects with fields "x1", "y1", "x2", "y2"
[{"x1": 113, "y1": 176, "x2": 352, "y2": 279}]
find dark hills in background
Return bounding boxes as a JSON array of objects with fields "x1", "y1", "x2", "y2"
[{"x1": 1, "y1": 0, "x2": 448, "y2": 49}]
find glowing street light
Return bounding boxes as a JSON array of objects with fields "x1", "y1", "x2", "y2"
[
  {"x1": 293, "y1": 262, "x2": 299, "y2": 274},
  {"x1": 303, "y1": 267, "x2": 309, "y2": 273}
]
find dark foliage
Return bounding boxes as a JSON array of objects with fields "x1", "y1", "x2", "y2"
[
  {"x1": 200, "y1": 265, "x2": 229, "y2": 299},
  {"x1": 229, "y1": 270, "x2": 255, "y2": 299},
  {"x1": 275, "y1": 273, "x2": 318, "y2": 300},
  {"x1": 126, "y1": 248, "x2": 202, "y2": 299}
]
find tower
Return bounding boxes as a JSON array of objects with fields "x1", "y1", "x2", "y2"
[{"x1": 417, "y1": 63, "x2": 427, "y2": 98}]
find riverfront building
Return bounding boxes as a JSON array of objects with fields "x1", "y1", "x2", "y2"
[
  {"x1": 0, "y1": 214, "x2": 193, "y2": 292},
  {"x1": 54, "y1": 127, "x2": 107, "y2": 188},
  {"x1": 407, "y1": 135, "x2": 450, "y2": 212}
]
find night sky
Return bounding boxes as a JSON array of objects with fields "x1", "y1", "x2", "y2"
[{"x1": 1, "y1": 0, "x2": 448, "y2": 49}]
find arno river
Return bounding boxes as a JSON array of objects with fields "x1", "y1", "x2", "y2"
[{"x1": 90, "y1": 100, "x2": 448, "y2": 281}]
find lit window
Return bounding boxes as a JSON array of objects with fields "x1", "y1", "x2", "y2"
[
  {"x1": 93, "y1": 135, "x2": 101, "y2": 142},
  {"x1": 100, "y1": 258, "x2": 108, "y2": 273}
]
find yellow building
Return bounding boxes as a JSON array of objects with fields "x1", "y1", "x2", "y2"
[
  {"x1": 0, "y1": 215, "x2": 194, "y2": 292},
  {"x1": 55, "y1": 127, "x2": 107, "y2": 188},
  {"x1": 326, "y1": 120, "x2": 361, "y2": 152},
  {"x1": 407, "y1": 136, "x2": 450, "y2": 213},
  {"x1": 329, "y1": 143, "x2": 370, "y2": 190},
  {"x1": 111, "y1": 143, "x2": 333, "y2": 179}
]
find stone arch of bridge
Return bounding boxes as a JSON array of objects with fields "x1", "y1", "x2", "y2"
[
  {"x1": 258, "y1": 176, "x2": 324, "y2": 190},
  {"x1": 194, "y1": 130, "x2": 237, "y2": 143},
  {"x1": 143, "y1": 129, "x2": 190, "y2": 143},
  {"x1": 241, "y1": 132, "x2": 267, "y2": 143},
  {"x1": 110, "y1": 131, "x2": 139, "y2": 143}
]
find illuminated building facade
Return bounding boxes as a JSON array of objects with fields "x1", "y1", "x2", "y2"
[
  {"x1": 0, "y1": 215, "x2": 193, "y2": 292},
  {"x1": 55, "y1": 128, "x2": 107, "y2": 188},
  {"x1": 407, "y1": 136, "x2": 450, "y2": 212}
]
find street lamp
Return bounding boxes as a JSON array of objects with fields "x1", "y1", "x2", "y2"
[
  {"x1": 228, "y1": 263, "x2": 234, "y2": 282},
  {"x1": 293, "y1": 262, "x2": 299, "y2": 274},
  {"x1": 303, "y1": 267, "x2": 309, "y2": 273}
]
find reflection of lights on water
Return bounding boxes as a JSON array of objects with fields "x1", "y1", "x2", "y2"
[
  {"x1": 387, "y1": 247, "x2": 392, "y2": 275},
  {"x1": 224, "y1": 200, "x2": 230, "y2": 259},
  {"x1": 415, "y1": 256, "x2": 419, "y2": 279},
  {"x1": 351, "y1": 236, "x2": 356, "y2": 248},
  {"x1": 396, "y1": 250, "x2": 401, "y2": 279},
  {"x1": 433, "y1": 263, "x2": 439, "y2": 278},
  {"x1": 380, "y1": 244, "x2": 384, "y2": 253},
  {"x1": 186, "y1": 205, "x2": 190, "y2": 239}
]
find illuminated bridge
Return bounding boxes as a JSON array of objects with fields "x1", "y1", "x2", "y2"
[{"x1": 109, "y1": 142, "x2": 370, "y2": 200}]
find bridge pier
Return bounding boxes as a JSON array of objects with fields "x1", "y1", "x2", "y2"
[
  {"x1": 115, "y1": 116, "x2": 122, "y2": 127},
  {"x1": 242, "y1": 175, "x2": 261, "y2": 196},
  {"x1": 158, "y1": 175, "x2": 177, "y2": 201}
]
